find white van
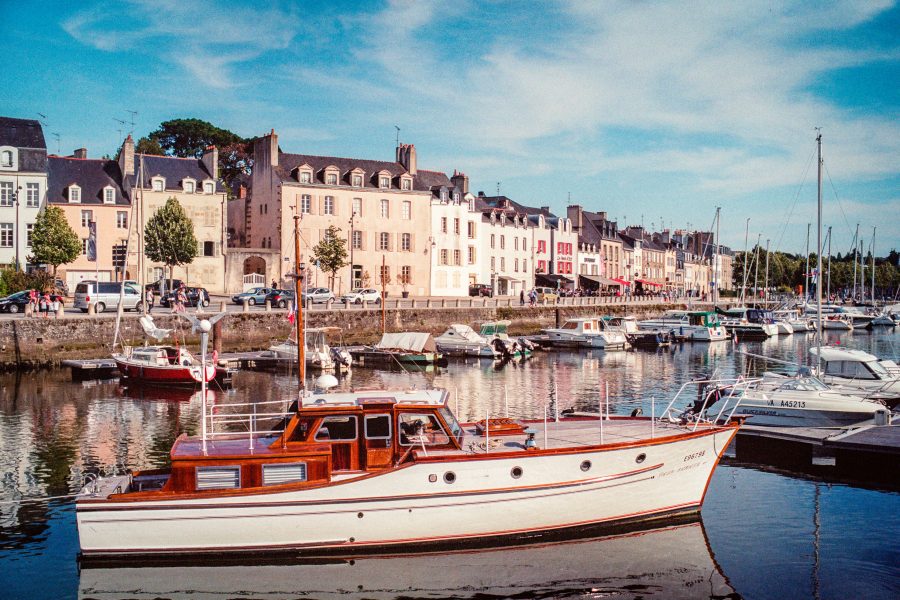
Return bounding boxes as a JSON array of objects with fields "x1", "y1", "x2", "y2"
[{"x1": 73, "y1": 281, "x2": 143, "y2": 313}]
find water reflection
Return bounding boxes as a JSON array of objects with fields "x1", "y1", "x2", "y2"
[{"x1": 77, "y1": 518, "x2": 736, "y2": 600}]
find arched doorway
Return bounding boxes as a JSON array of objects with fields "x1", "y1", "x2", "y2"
[{"x1": 242, "y1": 256, "x2": 267, "y2": 291}]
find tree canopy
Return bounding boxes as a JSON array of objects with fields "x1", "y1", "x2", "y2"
[
  {"x1": 144, "y1": 197, "x2": 198, "y2": 284},
  {"x1": 311, "y1": 225, "x2": 349, "y2": 289},
  {"x1": 28, "y1": 205, "x2": 81, "y2": 275},
  {"x1": 149, "y1": 118, "x2": 244, "y2": 159},
  {"x1": 136, "y1": 136, "x2": 164, "y2": 155}
]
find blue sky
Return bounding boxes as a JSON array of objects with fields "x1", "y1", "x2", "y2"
[{"x1": 2, "y1": 0, "x2": 898, "y2": 254}]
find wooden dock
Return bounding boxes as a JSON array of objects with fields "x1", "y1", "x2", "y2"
[
  {"x1": 734, "y1": 421, "x2": 899, "y2": 484},
  {"x1": 61, "y1": 358, "x2": 119, "y2": 380},
  {"x1": 217, "y1": 350, "x2": 294, "y2": 371}
]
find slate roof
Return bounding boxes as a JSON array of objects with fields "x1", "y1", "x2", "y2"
[
  {"x1": 477, "y1": 194, "x2": 555, "y2": 218},
  {"x1": 133, "y1": 154, "x2": 223, "y2": 192},
  {"x1": 276, "y1": 152, "x2": 451, "y2": 192},
  {"x1": 0, "y1": 117, "x2": 46, "y2": 149},
  {"x1": 47, "y1": 157, "x2": 129, "y2": 205}
]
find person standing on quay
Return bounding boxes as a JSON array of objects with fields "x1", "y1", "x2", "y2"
[
  {"x1": 520, "y1": 289, "x2": 525, "y2": 306},
  {"x1": 145, "y1": 287, "x2": 154, "y2": 314}
]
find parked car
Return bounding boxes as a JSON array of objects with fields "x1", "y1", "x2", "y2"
[
  {"x1": 231, "y1": 287, "x2": 272, "y2": 306},
  {"x1": 0, "y1": 290, "x2": 65, "y2": 313},
  {"x1": 340, "y1": 288, "x2": 381, "y2": 304},
  {"x1": 265, "y1": 289, "x2": 296, "y2": 309},
  {"x1": 73, "y1": 281, "x2": 143, "y2": 313},
  {"x1": 145, "y1": 278, "x2": 184, "y2": 295},
  {"x1": 160, "y1": 287, "x2": 211, "y2": 308},
  {"x1": 535, "y1": 286, "x2": 559, "y2": 303},
  {"x1": 301, "y1": 287, "x2": 335, "y2": 304},
  {"x1": 54, "y1": 278, "x2": 69, "y2": 296},
  {"x1": 468, "y1": 283, "x2": 493, "y2": 297}
]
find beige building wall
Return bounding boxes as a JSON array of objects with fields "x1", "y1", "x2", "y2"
[{"x1": 59, "y1": 203, "x2": 131, "y2": 285}]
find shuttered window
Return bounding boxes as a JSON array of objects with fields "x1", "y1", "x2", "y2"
[
  {"x1": 262, "y1": 463, "x2": 308, "y2": 486},
  {"x1": 196, "y1": 466, "x2": 240, "y2": 490}
]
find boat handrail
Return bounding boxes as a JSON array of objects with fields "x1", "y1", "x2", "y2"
[{"x1": 660, "y1": 376, "x2": 761, "y2": 431}]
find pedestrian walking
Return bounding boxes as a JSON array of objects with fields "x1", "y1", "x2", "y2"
[
  {"x1": 50, "y1": 294, "x2": 60, "y2": 318},
  {"x1": 519, "y1": 289, "x2": 525, "y2": 306},
  {"x1": 40, "y1": 291, "x2": 50, "y2": 318},
  {"x1": 145, "y1": 288, "x2": 154, "y2": 314},
  {"x1": 28, "y1": 289, "x2": 37, "y2": 317}
]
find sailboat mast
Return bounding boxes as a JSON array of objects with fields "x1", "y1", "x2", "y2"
[
  {"x1": 826, "y1": 226, "x2": 832, "y2": 300},
  {"x1": 293, "y1": 215, "x2": 306, "y2": 397},
  {"x1": 815, "y1": 132, "x2": 823, "y2": 347},
  {"x1": 764, "y1": 239, "x2": 770, "y2": 305},
  {"x1": 860, "y1": 238, "x2": 865, "y2": 301},
  {"x1": 871, "y1": 227, "x2": 876, "y2": 304},
  {"x1": 753, "y1": 234, "x2": 761, "y2": 303},
  {"x1": 713, "y1": 206, "x2": 720, "y2": 305},
  {"x1": 804, "y1": 224, "x2": 810, "y2": 304},
  {"x1": 851, "y1": 224, "x2": 859, "y2": 299},
  {"x1": 741, "y1": 218, "x2": 750, "y2": 304}
]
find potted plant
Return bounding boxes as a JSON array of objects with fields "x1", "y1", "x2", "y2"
[
  {"x1": 379, "y1": 269, "x2": 391, "y2": 300},
  {"x1": 399, "y1": 273, "x2": 411, "y2": 298}
]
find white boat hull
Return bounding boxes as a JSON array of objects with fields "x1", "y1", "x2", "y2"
[
  {"x1": 720, "y1": 394, "x2": 884, "y2": 427},
  {"x1": 638, "y1": 320, "x2": 727, "y2": 342},
  {"x1": 543, "y1": 330, "x2": 627, "y2": 349},
  {"x1": 775, "y1": 321, "x2": 794, "y2": 335},
  {"x1": 76, "y1": 425, "x2": 735, "y2": 556}
]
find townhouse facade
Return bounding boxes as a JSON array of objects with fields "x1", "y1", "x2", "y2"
[{"x1": 0, "y1": 117, "x2": 48, "y2": 270}]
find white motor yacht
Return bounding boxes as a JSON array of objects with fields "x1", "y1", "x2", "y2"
[
  {"x1": 435, "y1": 324, "x2": 499, "y2": 359},
  {"x1": 773, "y1": 309, "x2": 814, "y2": 332},
  {"x1": 542, "y1": 317, "x2": 627, "y2": 350},
  {"x1": 637, "y1": 311, "x2": 727, "y2": 341},
  {"x1": 809, "y1": 347, "x2": 900, "y2": 407},
  {"x1": 822, "y1": 314, "x2": 853, "y2": 330},
  {"x1": 479, "y1": 320, "x2": 534, "y2": 359},
  {"x1": 718, "y1": 308, "x2": 778, "y2": 338}
]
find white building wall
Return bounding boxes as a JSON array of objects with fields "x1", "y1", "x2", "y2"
[
  {"x1": 0, "y1": 172, "x2": 46, "y2": 268},
  {"x1": 430, "y1": 198, "x2": 470, "y2": 296}
]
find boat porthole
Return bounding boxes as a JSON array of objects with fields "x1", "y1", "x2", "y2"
[
  {"x1": 636, "y1": 453, "x2": 646, "y2": 464},
  {"x1": 580, "y1": 460, "x2": 592, "y2": 472},
  {"x1": 428, "y1": 474, "x2": 437, "y2": 483},
  {"x1": 357, "y1": 512, "x2": 364, "y2": 519},
  {"x1": 510, "y1": 466, "x2": 523, "y2": 479},
  {"x1": 349, "y1": 537, "x2": 355, "y2": 542},
  {"x1": 444, "y1": 471, "x2": 456, "y2": 484}
]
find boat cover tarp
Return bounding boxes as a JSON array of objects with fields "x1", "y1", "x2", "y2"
[
  {"x1": 376, "y1": 332, "x2": 437, "y2": 353},
  {"x1": 437, "y1": 324, "x2": 484, "y2": 343}
]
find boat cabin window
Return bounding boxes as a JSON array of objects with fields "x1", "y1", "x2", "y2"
[
  {"x1": 315, "y1": 416, "x2": 358, "y2": 441},
  {"x1": 561, "y1": 321, "x2": 579, "y2": 330},
  {"x1": 398, "y1": 413, "x2": 450, "y2": 446},
  {"x1": 779, "y1": 378, "x2": 828, "y2": 392},
  {"x1": 196, "y1": 466, "x2": 240, "y2": 490},
  {"x1": 824, "y1": 360, "x2": 877, "y2": 380},
  {"x1": 439, "y1": 407, "x2": 463, "y2": 442},
  {"x1": 365, "y1": 414, "x2": 392, "y2": 439},
  {"x1": 262, "y1": 463, "x2": 308, "y2": 486}
]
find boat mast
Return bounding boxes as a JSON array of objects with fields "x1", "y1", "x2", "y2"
[
  {"x1": 871, "y1": 227, "x2": 876, "y2": 305},
  {"x1": 381, "y1": 254, "x2": 387, "y2": 334},
  {"x1": 713, "y1": 206, "x2": 720, "y2": 305},
  {"x1": 860, "y1": 237, "x2": 865, "y2": 302},
  {"x1": 763, "y1": 238, "x2": 770, "y2": 306},
  {"x1": 826, "y1": 226, "x2": 832, "y2": 300},
  {"x1": 851, "y1": 223, "x2": 859, "y2": 299},
  {"x1": 293, "y1": 214, "x2": 306, "y2": 398},
  {"x1": 112, "y1": 157, "x2": 143, "y2": 350},
  {"x1": 804, "y1": 223, "x2": 810, "y2": 305},
  {"x1": 740, "y1": 218, "x2": 750, "y2": 304},
  {"x1": 753, "y1": 233, "x2": 761, "y2": 304},
  {"x1": 815, "y1": 132, "x2": 823, "y2": 355}
]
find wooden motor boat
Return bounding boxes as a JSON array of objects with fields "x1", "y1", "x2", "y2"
[
  {"x1": 75, "y1": 382, "x2": 741, "y2": 558},
  {"x1": 542, "y1": 317, "x2": 627, "y2": 349}
]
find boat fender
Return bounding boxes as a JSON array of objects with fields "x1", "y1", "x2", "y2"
[{"x1": 631, "y1": 408, "x2": 643, "y2": 417}]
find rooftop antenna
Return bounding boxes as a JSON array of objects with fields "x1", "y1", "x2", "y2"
[
  {"x1": 126, "y1": 110, "x2": 138, "y2": 135},
  {"x1": 36, "y1": 112, "x2": 48, "y2": 127},
  {"x1": 394, "y1": 125, "x2": 400, "y2": 148},
  {"x1": 114, "y1": 118, "x2": 126, "y2": 145},
  {"x1": 496, "y1": 181, "x2": 501, "y2": 196},
  {"x1": 51, "y1": 132, "x2": 60, "y2": 154}
]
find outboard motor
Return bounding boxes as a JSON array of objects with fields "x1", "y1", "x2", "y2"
[
  {"x1": 331, "y1": 347, "x2": 352, "y2": 367},
  {"x1": 518, "y1": 338, "x2": 535, "y2": 352}
]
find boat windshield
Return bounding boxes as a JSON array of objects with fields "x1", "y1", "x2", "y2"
[
  {"x1": 439, "y1": 407, "x2": 463, "y2": 442},
  {"x1": 868, "y1": 360, "x2": 890, "y2": 379},
  {"x1": 778, "y1": 377, "x2": 829, "y2": 392}
]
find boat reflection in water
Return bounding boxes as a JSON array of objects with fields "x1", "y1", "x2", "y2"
[{"x1": 78, "y1": 517, "x2": 737, "y2": 600}]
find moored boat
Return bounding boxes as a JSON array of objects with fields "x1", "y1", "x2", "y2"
[
  {"x1": 113, "y1": 345, "x2": 217, "y2": 386},
  {"x1": 542, "y1": 317, "x2": 627, "y2": 350},
  {"x1": 810, "y1": 347, "x2": 900, "y2": 407},
  {"x1": 603, "y1": 316, "x2": 672, "y2": 348},
  {"x1": 718, "y1": 307, "x2": 778, "y2": 338},
  {"x1": 269, "y1": 327, "x2": 352, "y2": 372},
  {"x1": 434, "y1": 324, "x2": 500, "y2": 359},
  {"x1": 479, "y1": 320, "x2": 534, "y2": 359},
  {"x1": 347, "y1": 332, "x2": 443, "y2": 367},
  {"x1": 75, "y1": 382, "x2": 742, "y2": 558},
  {"x1": 638, "y1": 310, "x2": 727, "y2": 342}
]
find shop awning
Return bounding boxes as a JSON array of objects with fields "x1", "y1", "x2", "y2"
[
  {"x1": 611, "y1": 277, "x2": 631, "y2": 287},
  {"x1": 635, "y1": 278, "x2": 662, "y2": 287},
  {"x1": 536, "y1": 273, "x2": 574, "y2": 286},
  {"x1": 579, "y1": 274, "x2": 621, "y2": 286},
  {"x1": 497, "y1": 275, "x2": 519, "y2": 281}
]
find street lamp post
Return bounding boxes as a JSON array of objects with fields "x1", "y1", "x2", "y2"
[
  {"x1": 348, "y1": 211, "x2": 356, "y2": 292},
  {"x1": 13, "y1": 186, "x2": 21, "y2": 271}
]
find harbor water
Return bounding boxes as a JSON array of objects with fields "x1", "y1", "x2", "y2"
[{"x1": 1, "y1": 328, "x2": 898, "y2": 599}]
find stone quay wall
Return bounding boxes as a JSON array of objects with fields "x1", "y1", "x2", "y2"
[{"x1": 0, "y1": 301, "x2": 736, "y2": 369}]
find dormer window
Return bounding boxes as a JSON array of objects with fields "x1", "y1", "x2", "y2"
[
  {"x1": 151, "y1": 177, "x2": 164, "y2": 192},
  {"x1": 0, "y1": 149, "x2": 13, "y2": 168},
  {"x1": 351, "y1": 173, "x2": 363, "y2": 187},
  {"x1": 183, "y1": 179, "x2": 196, "y2": 193},
  {"x1": 325, "y1": 167, "x2": 339, "y2": 185},
  {"x1": 299, "y1": 170, "x2": 311, "y2": 183},
  {"x1": 453, "y1": 192, "x2": 459, "y2": 203},
  {"x1": 379, "y1": 176, "x2": 390, "y2": 189},
  {"x1": 203, "y1": 181, "x2": 214, "y2": 194},
  {"x1": 103, "y1": 186, "x2": 115, "y2": 204},
  {"x1": 440, "y1": 190, "x2": 448, "y2": 201},
  {"x1": 401, "y1": 176, "x2": 412, "y2": 191},
  {"x1": 69, "y1": 185, "x2": 81, "y2": 203}
]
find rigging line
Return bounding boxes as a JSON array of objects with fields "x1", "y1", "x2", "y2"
[
  {"x1": 821, "y1": 159, "x2": 855, "y2": 243},
  {"x1": 773, "y1": 144, "x2": 816, "y2": 254}
]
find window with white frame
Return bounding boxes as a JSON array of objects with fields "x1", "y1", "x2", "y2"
[
  {"x1": 184, "y1": 180, "x2": 195, "y2": 193},
  {"x1": 380, "y1": 199, "x2": 389, "y2": 218},
  {"x1": 0, "y1": 182, "x2": 12, "y2": 206},
  {"x1": 453, "y1": 249, "x2": 461, "y2": 265},
  {"x1": 324, "y1": 195, "x2": 335, "y2": 215},
  {"x1": 490, "y1": 256, "x2": 495, "y2": 270},
  {"x1": 326, "y1": 172, "x2": 337, "y2": 185},
  {"x1": 500, "y1": 235, "x2": 505, "y2": 249},
  {"x1": 490, "y1": 234, "x2": 495, "y2": 249},
  {"x1": 379, "y1": 176, "x2": 390, "y2": 189},
  {"x1": 514, "y1": 237, "x2": 519, "y2": 250},
  {"x1": 0, "y1": 223, "x2": 12, "y2": 247},
  {"x1": 0, "y1": 150, "x2": 12, "y2": 168},
  {"x1": 379, "y1": 265, "x2": 390, "y2": 284},
  {"x1": 299, "y1": 170, "x2": 311, "y2": 183},
  {"x1": 352, "y1": 230, "x2": 362, "y2": 249},
  {"x1": 440, "y1": 190, "x2": 447, "y2": 201},
  {"x1": 401, "y1": 265, "x2": 412, "y2": 284},
  {"x1": 379, "y1": 232, "x2": 390, "y2": 250},
  {"x1": 453, "y1": 218, "x2": 460, "y2": 235},
  {"x1": 26, "y1": 223, "x2": 33, "y2": 247},
  {"x1": 103, "y1": 187, "x2": 115, "y2": 204},
  {"x1": 401, "y1": 200, "x2": 411, "y2": 220},
  {"x1": 467, "y1": 246, "x2": 475, "y2": 264},
  {"x1": 467, "y1": 221, "x2": 475, "y2": 238},
  {"x1": 26, "y1": 183, "x2": 39, "y2": 207},
  {"x1": 301, "y1": 194, "x2": 311, "y2": 214},
  {"x1": 522, "y1": 259, "x2": 527, "y2": 272},
  {"x1": 81, "y1": 210, "x2": 92, "y2": 228},
  {"x1": 514, "y1": 258, "x2": 519, "y2": 272},
  {"x1": 401, "y1": 178, "x2": 411, "y2": 191},
  {"x1": 522, "y1": 237, "x2": 527, "y2": 251},
  {"x1": 453, "y1": 192, "x2": 459, "y2": 203},
  {"x1": 500, "y1": 257, "x2": 505, "y2": 271},
  {"x1": 352, "y1": 197, "x2": 362, "y2": 216},
  {"x1": 117, "y1": 211, "x2": 128, "y2": 229},
  {"x1": 351, "y1": 173, "x2": 363, "y2": 187},
  {"x1": 152, "y1": 178, "x2": 164, "y2": 192},
  {"x1": 204, "y1": 181, "x2": 214, "y2": 194},
  {"x1": 401, "y1": 232, "x2": 411, "y2": 251},
  {"x1": 440, "y1": 217, "x2": 447, "y2": 233}
]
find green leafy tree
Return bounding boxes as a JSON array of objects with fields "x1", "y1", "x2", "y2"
[
  {"x1": 144, "y1": 197, "x2": 198, "y2": 289},
  {"x1": 28, "y1": 205, "x2": 81, "y2": 276},
  {"x1": 136, "y1": 136, "x2": 165, "y2": 155},
  {"x1": 150, "y1": 118, "x2": 244, "y2": 159},
  {"x1": 311, "y1": 225, "x2": 349, "y2": 290}
]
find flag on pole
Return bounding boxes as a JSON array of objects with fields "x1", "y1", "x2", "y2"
[{"x1": 87, "y1": 221, "x2": 97, "y2": 262}]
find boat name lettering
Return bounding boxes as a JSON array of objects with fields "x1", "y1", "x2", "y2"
[{"x1": 683, "y1": 450, "x2": 706, "y2": 462}]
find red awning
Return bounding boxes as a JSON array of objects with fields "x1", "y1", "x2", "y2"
[
  {"x1": 635, "y1": 278, "x2": 662, "y2": 287},
  {"x1": 611, "y1": 278, "x2": 630, "y2": 287}
]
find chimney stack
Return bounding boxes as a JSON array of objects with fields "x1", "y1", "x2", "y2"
[
  {"x1": 450, "y1": 170, "x2": 469, "y2": 194},
  {"x1": 567, "y1": 205, "x2": 582, "y2": 230},
  {"x1": 396, "y1": 143, "x2": 417, "y2": 175},
  {"x1": 118, "y1": 135, "x2": 135, "y2": 176},
  {"x1": 73, "y1": 148, "x2": 87, "y2": 159},
  {"x1": 202, "y1": 145, "x2": 219, "y2": 180}
]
